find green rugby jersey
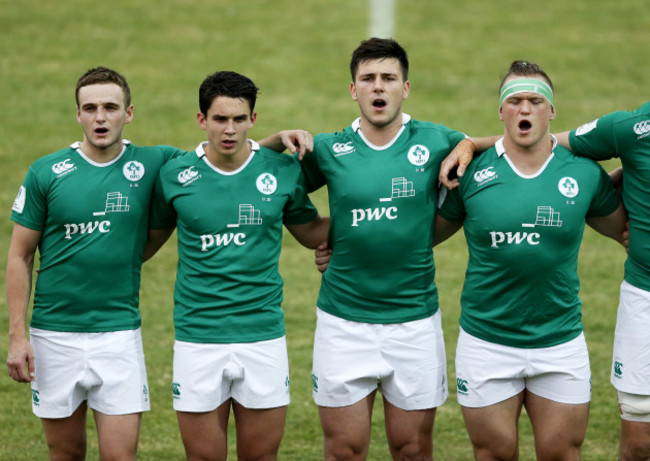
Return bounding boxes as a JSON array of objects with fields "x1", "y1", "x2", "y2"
[
  {"x1": 300, "y1": 114, "x2": 466, "y2": 323},
  {"x1": 10, "y1": 141, "x2": 184, "y2": 332},
  {"x1": 151, "y1": 141, "x2": 318, "y2": 344},
  {"x1": 438, "y1": 138, "x2": 620, "y2": 347},
  {"x1": 570, "y1": 102, "x2": 650, "y2": 291}
]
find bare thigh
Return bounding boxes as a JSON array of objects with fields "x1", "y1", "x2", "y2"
[
  {"x1": 93, "y1": 410, "x2": 142, "y2": 461},
  {"x1": 525, "y1": 391, "x2": 588, "y2": 461},
  {"x1": 232, "y1": 401, "x2": 287, "y2": 461},
  {"x1": 383, "y1": 396, "x2": 435, "y2": 460},
  {"x1": 41, "y1": 401, "x2": 88, "y2": 461},
  {"x1": 177, "y1": 401, "x2": 231, "y2": 461},
  {"x1": 319, "y1": 391, "x2": 376, "y2": 461},
  {"x1": 461, "y1": 393, "x2": 524, "y2": 461}
]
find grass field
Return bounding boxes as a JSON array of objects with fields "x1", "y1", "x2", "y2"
[{"x1": 0, "y1": 0, "x2": 647, "y2": 459}]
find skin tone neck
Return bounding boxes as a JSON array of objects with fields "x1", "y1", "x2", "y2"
[
  {"x1": 499, "y1": 76, "x2": 556, "y2": 175},
  {"x1": 350, "y1": 58, "x2": 410, "y2": 146},
  {"x1": 76, "y1": 83, "x2": 133, "y2": 164},
  {"x1": 197, "y1": 96, "x2": 257, "y2": 172}
]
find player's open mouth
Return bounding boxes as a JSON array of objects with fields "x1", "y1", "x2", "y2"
[
  {"x1": 372, "y1": 99, "x2": 387, "y2": 108},
  {"x1": 95, "y1": 127, "x2": 108, "y2": 134},
  {"x1": 518, "y1": 120, "x2": 532, "y2": 132}
]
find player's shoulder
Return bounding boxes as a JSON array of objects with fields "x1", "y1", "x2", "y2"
[
  {"x1": 127, "y1": 143, "x2": 187, "y2": 161},
  {"x1": 28, "y1": 145, "x2": 77, "y2": 176},
  {"x1": 256, "y1": 145, "x2": 299, "y2": 167},
  {"x1": 314, "y1": 127, "x2": 353, "y2": 145},
  {"x1": 554, "y1": 144, "x2": 600, "y2": 168},
  {"x1": 159, "y1": 148, "x2": 199, "y2": 174}
]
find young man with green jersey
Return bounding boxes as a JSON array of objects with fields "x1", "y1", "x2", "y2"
[
  {"x1": 149, "y1": 71, "x2": 329, "y2": 461},
  {"x1": 440, "y1": 88, "x2": 650, "y2": 461},
  {"x1": 262, "y1": 37, "x2": 490, "y2": 460},
  {"x1": 436, "y1": 61, "x2": 626, "y2": 460},
  {"x1": 552, "y1": 104, "x2": 650, "y2": 461},
  {"x1": 5, "y1": 67, "x2": 186, "y2": 460}
]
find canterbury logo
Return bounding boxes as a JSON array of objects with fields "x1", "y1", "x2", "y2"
[
  {"x1": 178, "y1": 166, "x2": 199, "y2": 184},
  {"x1": 52, "y1": 159, "x2": 74, "y2": 175},
  {"x1": 633, "y1": 120, "x2": 650, "y2": 136},
  {"x1": 473, "y1": 167, "x2": 496, "y2": 182},
  {"x1": 333, "y1": 142, "x2": 355, "y2": 156}
]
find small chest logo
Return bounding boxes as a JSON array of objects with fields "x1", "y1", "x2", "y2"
[
  {"x1": 407, "y1": 145, "x2": 430, "y2": 166},
  {"x1": 123, "y1": 161, "x2": 145, "y2": 182},
  {"x1": 178, "y1": 166, "x2": 199, "y2": 184},
  {"x1": 52, "y1": 159, "x2": 75, "y2": 175},
  {"x1": 256, "y1": 173, "x2": 277, "y2": 195},
  {"x1": 558, "y1": 177, "x2": 579, "y2": 198}
]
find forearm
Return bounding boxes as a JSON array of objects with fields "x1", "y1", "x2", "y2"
[
  {"x1": 287, "y1": 216, "x2": 330, "y2": 249},
  {"x1": 6, "y1": 256, "x2": 34, "y2": 340},
  {"x1": 468, "y1": 135, "x2": 500, "y2": 153},
  {"x1": 257, "y1": 133, "x2": 287, "y2": 152}
]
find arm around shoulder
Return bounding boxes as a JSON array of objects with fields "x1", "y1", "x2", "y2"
[
  {"x1": 285, "y1": 215, "x2": 330, "y2": 250},
  {"x1": 586, "y1": 203, "x2": 627, "y2": 245}
]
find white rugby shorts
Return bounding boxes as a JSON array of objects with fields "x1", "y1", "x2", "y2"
[
  {"x1": 172, "y1": 336, "x2": 290, "y2": 412},
  {"x1": 455, "y1": 328, "x2": 591, "y2": 408},
  {"x1": 611, "y1": 280, "x2": 650, "y2": 394},
  {"x1": 312, "y1": 308, "x2": 448, "y2": 410},
  {"x1": 29, "y1": 327, "x2": 150, "y2": 418}
]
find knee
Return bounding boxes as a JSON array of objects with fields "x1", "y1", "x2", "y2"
[{"x1": 46, "y1": 440, "x2": 86, "y2": 461}]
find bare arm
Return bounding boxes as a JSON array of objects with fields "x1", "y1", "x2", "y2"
[
  {"x1": 143, "y1": 227, "x2": 175, "y2": 262},
  {"x1": 439, "y1": 136, "x2": 501, "y2": 189},
  {"x1": 257, "y1": 130, "x2": 314, "y2": 160},
  {"x1": 285, "y1": 215, "x2": 329, "y2": 250},
  {"x1": 6, "y1": 223, "x2": 40, "y2": 383},
  {"x1": 433, "y1": 214, "x2": 463, "y2": 247},
  {"x1": 586, "y1": 203, "x2": 627, "y2": 245}
]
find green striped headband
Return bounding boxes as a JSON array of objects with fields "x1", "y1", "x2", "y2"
[{"x1": 499, "y1": 78, "x2": 554, "y2": 107}]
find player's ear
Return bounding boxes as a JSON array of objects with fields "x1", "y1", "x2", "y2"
[
  {"x1": 350, "y1": 82, "x2": 358, "y2": 101},
  {"x1": 197, "y1": 111, "x2": 206, "y2": 129}
]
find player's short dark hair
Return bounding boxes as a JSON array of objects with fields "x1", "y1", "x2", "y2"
[
  {"x1": 350, "y1": 37, "x2": 409, "y2": 81},
  {"x1": 499, "y1": 60, "x2": 554, "y2": 92},
  {"x1": 199, "y1": 71, "x2": 260, "y2": 116},
  {"x1": 75, "y1": 67, "x2": 131, "y2": 107}
]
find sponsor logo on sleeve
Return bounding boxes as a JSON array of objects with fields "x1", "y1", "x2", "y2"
[
  {"x1": 575, "y1": 119, "x2": 598, "y2": 136},
  {"x1": 12, "y1": 186, "x2": 26, "y2": 213}
]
